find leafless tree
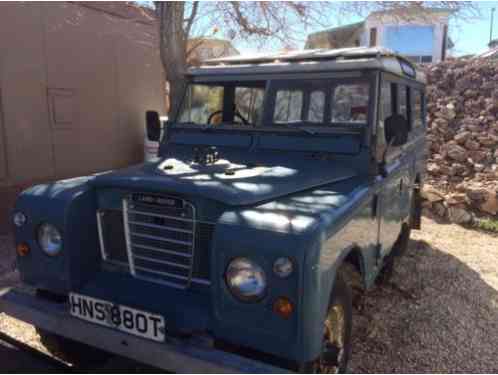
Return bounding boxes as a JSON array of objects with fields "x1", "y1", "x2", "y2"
[{"x1": 152, "y1": 1, "x2": 478, "y2": 116}]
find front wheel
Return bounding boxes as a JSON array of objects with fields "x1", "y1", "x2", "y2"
[{"x1": 304, "y1": 273, "x2": 353, "y2": 373}]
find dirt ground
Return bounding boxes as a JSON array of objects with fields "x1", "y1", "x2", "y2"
[{"x1": 1, "y1": 216, "x2": 498, "y2": 372}]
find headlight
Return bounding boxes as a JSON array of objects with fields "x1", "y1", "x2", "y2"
[
  {"x1": 13, "y1": 212, "x2": 27, "y2": 227},
  {"x1": 37, "y1": 223, "x2": 63, "y2": 256},
  {"x1": 226, "y1": 257, "x2": 267, "y2": 302}
]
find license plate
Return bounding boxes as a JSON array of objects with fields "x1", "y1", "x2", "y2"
[{"x1": 69, "y1": 293, "x2": 165, "y2": 342}]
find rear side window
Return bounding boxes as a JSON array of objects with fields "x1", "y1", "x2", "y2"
[
  {"x1": 273, "y1": 90, "x2": 303, "y2": 123},
  {"x1": 331, "y1": 84, "x2": 369, "y2": 123}
]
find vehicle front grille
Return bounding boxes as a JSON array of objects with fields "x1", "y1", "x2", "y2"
[
  {"x1": 97, "y1": 210, "x2": 128, "y2": 266},
  {"x1": 96, "y1": 193, "x2": 212, "y2": 289},
  {"x1": 123, "y1": 194, "x2": 200, "y2": 289}
]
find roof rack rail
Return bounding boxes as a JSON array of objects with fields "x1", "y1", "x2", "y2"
[{"x1": 204, "y1": 47, "x2": 397, "y2": 66}]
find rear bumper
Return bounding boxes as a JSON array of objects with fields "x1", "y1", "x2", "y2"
[{"x1": 0, "y1": 287, "x2": 288, "y2": 373}]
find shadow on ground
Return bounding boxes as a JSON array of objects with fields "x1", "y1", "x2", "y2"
[{"x1": 349, "y1": 238, "x2": 498, "y2": 373}]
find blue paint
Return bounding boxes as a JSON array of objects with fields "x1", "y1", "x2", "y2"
[{"x1": 10, "y1": 61, "x2": 426, "y2": 370}]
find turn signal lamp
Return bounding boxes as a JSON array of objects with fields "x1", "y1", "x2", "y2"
[
  {"x1": 273, "y1": 297, "x2": 294, "y2": 319},
  {"x1": 16, "y1": 243, "x2": 30, "y2": 257}
]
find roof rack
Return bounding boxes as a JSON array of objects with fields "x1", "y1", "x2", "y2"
[
  {"x1": 204, "y1": 46, "x2": 399, "y2": 66},
  {"x1": 195, "y1": 47, "x2": 425, "y2": 84}
]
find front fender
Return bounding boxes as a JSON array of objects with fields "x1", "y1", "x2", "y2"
[
  {"x1": 210, "y1": 220, "x2": 309, "y2": 362},
  {"x1": 13, "y1": 176, "x2": 100, "y2": 293},
  {"x1": 301, "y1": 186, "x2": 377, "y2": 362}
]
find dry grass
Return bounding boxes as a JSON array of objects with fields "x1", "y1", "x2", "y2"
[{"x1": 1, "y1": 216, "x2": 498, "y2": 372}]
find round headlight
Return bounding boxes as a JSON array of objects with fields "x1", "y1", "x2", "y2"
[
  {"x1": 13, "y1": 212, "x2": 27, "y2": 227},
  {"x1": 226, "y1": 258, "x2": 267, "y2": 302},
  {"x1": 273, "y1": 257, "x2": 294, "y2": 278},
  {"x1": 37, "y1": 223, "x2": 62, "y2": 256}
]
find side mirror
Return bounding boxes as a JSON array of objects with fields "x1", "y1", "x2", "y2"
[
  {"x1": 146, "y1": 111, "x2": 161, "y2": 142},
  {"x1": 384, "y1": 114, "x2": 408, "y2": 147}
]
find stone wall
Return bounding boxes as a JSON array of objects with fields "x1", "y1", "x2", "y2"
[{"x1": 422, "y1": 57, "x2": 498, "y2": 224}]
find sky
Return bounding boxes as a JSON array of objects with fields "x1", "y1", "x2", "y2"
[
  {"x1": 231, "y1": 1, "x2": 498, "y2": 57},
  {"x1": 449, "y1": 1, "x2": 497, "y2": 55}
]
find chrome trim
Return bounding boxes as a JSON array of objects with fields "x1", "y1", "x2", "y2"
[
  {"x1": 133, "y1": 267, "x2": 211, "y2": 286},
  {"x1": 123, "y1": 195, "x2": 197, "y2": 289},
  {"x1": 96, "y1": 211, "x2": 107, "y2": 261},
  {"x1": 133, "y1": 243, "x2": 192, "y2": 258},
  {"x1": 129, "y1": 232, "x2": 192, "y2": 246},
  {"x1": 128, "y1": 220, "x2": 192, "y2": 234},
  {"x1": 128, "y1": 209, "x2": 194, "y2": 223},
  {"x1": 191, "y1": 277, "x2": 211, "y2": 286},
  {"x1": 135, "y1": 266, "x2": 190, "y2": 281},
  {"x1": 123, "y1": 199, "x2": 137, "y2": 277},
  {"x1": 133, "y1": 255, "x2": 190, "y2": 269}
]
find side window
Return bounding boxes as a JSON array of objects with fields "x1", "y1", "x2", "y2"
[
  {"x1": 398, "y1": 85, "x2": 409, "y2": 123},
  {"x1": 377, "y1": 81, "x2": 393, "y2": 160},
  {"x1": 273, "y1": 90, "x2": 303, "y2": 123},
  {"x1": 412, "y1": 89, "x2": 424, "y2": 129},
  {"x1": 306, "y1": 90, "x2": 325, "y2": 123},
  {"x1": 381, "y1": 82, "x2": 393, "y2": 121},
  {"x1": 331, "y1": 83, "x2": 369, "y2": 123}
]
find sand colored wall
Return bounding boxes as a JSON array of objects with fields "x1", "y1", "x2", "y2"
[{"x1": 0, "y1": 2, "x2": 165, "y2": 233}]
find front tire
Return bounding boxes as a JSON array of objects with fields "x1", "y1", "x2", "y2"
[{"x1": 304, "y1": 273, "x2": 353, "y2": 373}]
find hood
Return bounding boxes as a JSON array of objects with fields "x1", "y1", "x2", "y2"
[{"x1": 91, "y1": 150, "x2": 357, "y2": 206}]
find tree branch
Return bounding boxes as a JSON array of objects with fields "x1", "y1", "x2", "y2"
[{"x1": 184, "y1": 1, "x2": 199, "y2": 39}]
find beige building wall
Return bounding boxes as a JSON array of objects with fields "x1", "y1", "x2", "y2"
[{"x1": 0, "y1": 2, "x2": 165, "y2": 233}]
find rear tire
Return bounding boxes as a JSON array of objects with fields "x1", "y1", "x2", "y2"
[{"x1": 36, "y1": 328, "x2": 110, "y2": 369}]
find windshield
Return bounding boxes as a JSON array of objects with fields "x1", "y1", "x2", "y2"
[
  {"x1": 177, "y1": 82, "x2": 265, "y2": 126},
  {"x1": 175, "y1": 79, "x2": 370, "y2": 129}
]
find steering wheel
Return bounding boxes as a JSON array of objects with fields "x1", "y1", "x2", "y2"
[{"x1": 207, "y1": 110, "x2": 249, "y2": 125}]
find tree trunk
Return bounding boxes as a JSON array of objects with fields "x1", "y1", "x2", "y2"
[{"x1": 156, "y1": 2, "x2": 187, "y2": 118}]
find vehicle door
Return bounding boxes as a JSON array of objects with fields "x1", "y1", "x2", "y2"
[{"x1": 376, "y1": 78, "x2": 410, "y2": 258}]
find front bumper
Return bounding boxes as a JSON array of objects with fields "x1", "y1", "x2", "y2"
[{"x1": 0, "y1": 287, "x2": 289, "y2": 373}]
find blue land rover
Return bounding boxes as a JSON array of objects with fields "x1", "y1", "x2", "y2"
[{"x1": 1, "y1": 47, "x2": 426, "y2": 372}]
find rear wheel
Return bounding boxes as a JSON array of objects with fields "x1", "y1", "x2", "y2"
[
  {"x1": 36, "y1": 328, "x2": 110, "y2": 369},
  {"x1": 304, "y1": 273, "x2": 353, "y2": 373}
]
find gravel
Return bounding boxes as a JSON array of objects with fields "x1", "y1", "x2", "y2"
[
  {"x1": 1, "y1": 216, "x2": 498, "y2": 372},
  {"x1": 0, "y1": 235, "x2": 50, "y2": 356},
  {"x1": 349, "y1": 216, "x2": 498, "y2": 373}
]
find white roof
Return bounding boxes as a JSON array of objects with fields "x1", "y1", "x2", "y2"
[{"x1": 189, "y1": 47, "x2": 426, "y2": 83}]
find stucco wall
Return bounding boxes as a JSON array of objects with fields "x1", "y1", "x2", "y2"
[{"x1": 0, "y1": 2, "x2": 165, "y2": 233}]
